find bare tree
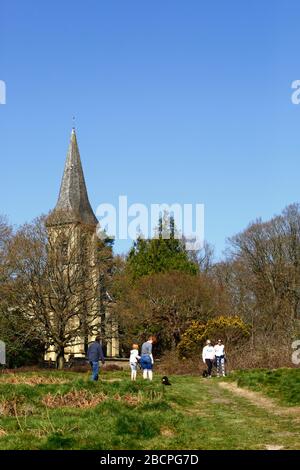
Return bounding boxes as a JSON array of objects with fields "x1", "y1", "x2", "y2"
[
  {"x1": 0, "y1": 215, "x2": 12, "y2": 279},
  {"x1": 219, "y1": 203, "x2": 300, "y2": 364},
  {"x1": 8, "y1": 215, "x2": 106, "y2": 369},
  {"x1": 188, "y1": 241, "x2": 215, "y2": 274}
]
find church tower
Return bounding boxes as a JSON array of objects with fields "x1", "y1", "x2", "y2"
[{"x1": 45, "y1": 128, "x2": 119, "y2": 362}]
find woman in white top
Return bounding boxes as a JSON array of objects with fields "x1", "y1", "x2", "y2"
[
  {"x1": 129, "y1": 344, "x2": 140, "y2": 381},
  {"x1": 214, "y1": 339, "x2": 226, "y2": 377},
  {"x1": 202, "y1": 340, "x2": 215, "y2": 378}
]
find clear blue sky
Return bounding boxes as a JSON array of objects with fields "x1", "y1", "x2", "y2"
[{"x1": 0, "y1": 0, "x2": 299, "y2": 258}]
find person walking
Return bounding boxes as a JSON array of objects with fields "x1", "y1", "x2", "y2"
[
  {"x1": 87, "y1": 336, "x2": 105, "y2": 381},
  {"x1": 129, "y1": 343, "x2": 140, "y2": 381},
  {"x1": 140, "y1": 335, "x2": 155, "y2": 380},
  {"x1": 214, "y1": 339, "x2": 226, "y2": 377},
  {"x1": 202, "y1": 339, "x2": 215, "y2": 378}
]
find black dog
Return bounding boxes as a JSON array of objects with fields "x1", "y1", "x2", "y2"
[
  {"x1": 202, "y1": 370, "x2": 208, "y2": 378},
  {"x1": 162, "y1": 376, "x2": 171, "y2": 386}
]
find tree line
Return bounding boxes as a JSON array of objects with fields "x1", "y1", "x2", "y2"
[{"x1": 0, "y1": 204, "x2": 299, "y2": 369}]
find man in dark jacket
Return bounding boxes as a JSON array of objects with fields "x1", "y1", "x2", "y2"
[{"x1": 87, "y1": 336, "x2": 105, "y2": 381}]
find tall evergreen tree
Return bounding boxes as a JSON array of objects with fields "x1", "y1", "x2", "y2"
[{"x1": 127, "y1": 213, "x2": 198, "y2": 279}]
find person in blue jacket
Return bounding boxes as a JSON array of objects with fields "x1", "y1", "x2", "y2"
[{"x1": 87, "y1": 336, "x2": 105, "y2": 381}]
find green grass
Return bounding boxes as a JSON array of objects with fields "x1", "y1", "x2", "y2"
[
  {"x1": 0, "y1": 369, "x2": 300, "y2": 450},
  {"x1": 228, "y1": 368, "x2": 300, "y2": 406}
]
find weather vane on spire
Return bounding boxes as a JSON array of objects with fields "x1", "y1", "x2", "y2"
[{"x1": 72, "y1": 115, "x2": 76, "y2": 130}]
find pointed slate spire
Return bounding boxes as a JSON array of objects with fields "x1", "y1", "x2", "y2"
[{"x1": 52, "y1": 128, "x2": 98, "y2": 226}]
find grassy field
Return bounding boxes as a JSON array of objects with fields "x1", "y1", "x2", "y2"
[
  {"x1": 227, "y1": 368, "x2": 300, "y2": 406},
  {"x1": 0, "y1": 368, "x2": 300, "y2": 450}
]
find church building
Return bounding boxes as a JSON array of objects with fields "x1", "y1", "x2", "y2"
[{"x1": 45, "y1": 128, "x2": 119, "y2": 362}]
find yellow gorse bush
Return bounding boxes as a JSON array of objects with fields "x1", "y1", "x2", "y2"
[{"x1": 178, "y1": 315, "x2": 250, "y2": 358}]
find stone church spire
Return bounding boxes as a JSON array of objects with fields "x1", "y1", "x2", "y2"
[{"x1": 52, "y1": 128, "x2": 98, "y2": 226}]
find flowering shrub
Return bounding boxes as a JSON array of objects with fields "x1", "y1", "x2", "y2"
[{"x1": 178, "y1": 316, "x2": 250, "y2": 358}]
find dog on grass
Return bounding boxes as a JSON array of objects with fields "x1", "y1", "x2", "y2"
[{"x1": 162, "y1": 376, "x2": 171, "y2": 386}]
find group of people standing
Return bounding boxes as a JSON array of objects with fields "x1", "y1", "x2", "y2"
[
  {"x1": 87, "y1": 335, "x2": 225, "y2": 382},
  {"x1": 202, "y1": 339, "x2": 226, "y2": 378},
  {"x1": 86, "y1": 335, "x2": 156, "y2": 381},
  {"x1": 129, "y1": 335, "x2": 155, "y2": 381}
]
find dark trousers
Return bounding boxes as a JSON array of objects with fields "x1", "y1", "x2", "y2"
[{"x1": 205, "y1": 359, "x2": 213, "y2": 376}]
